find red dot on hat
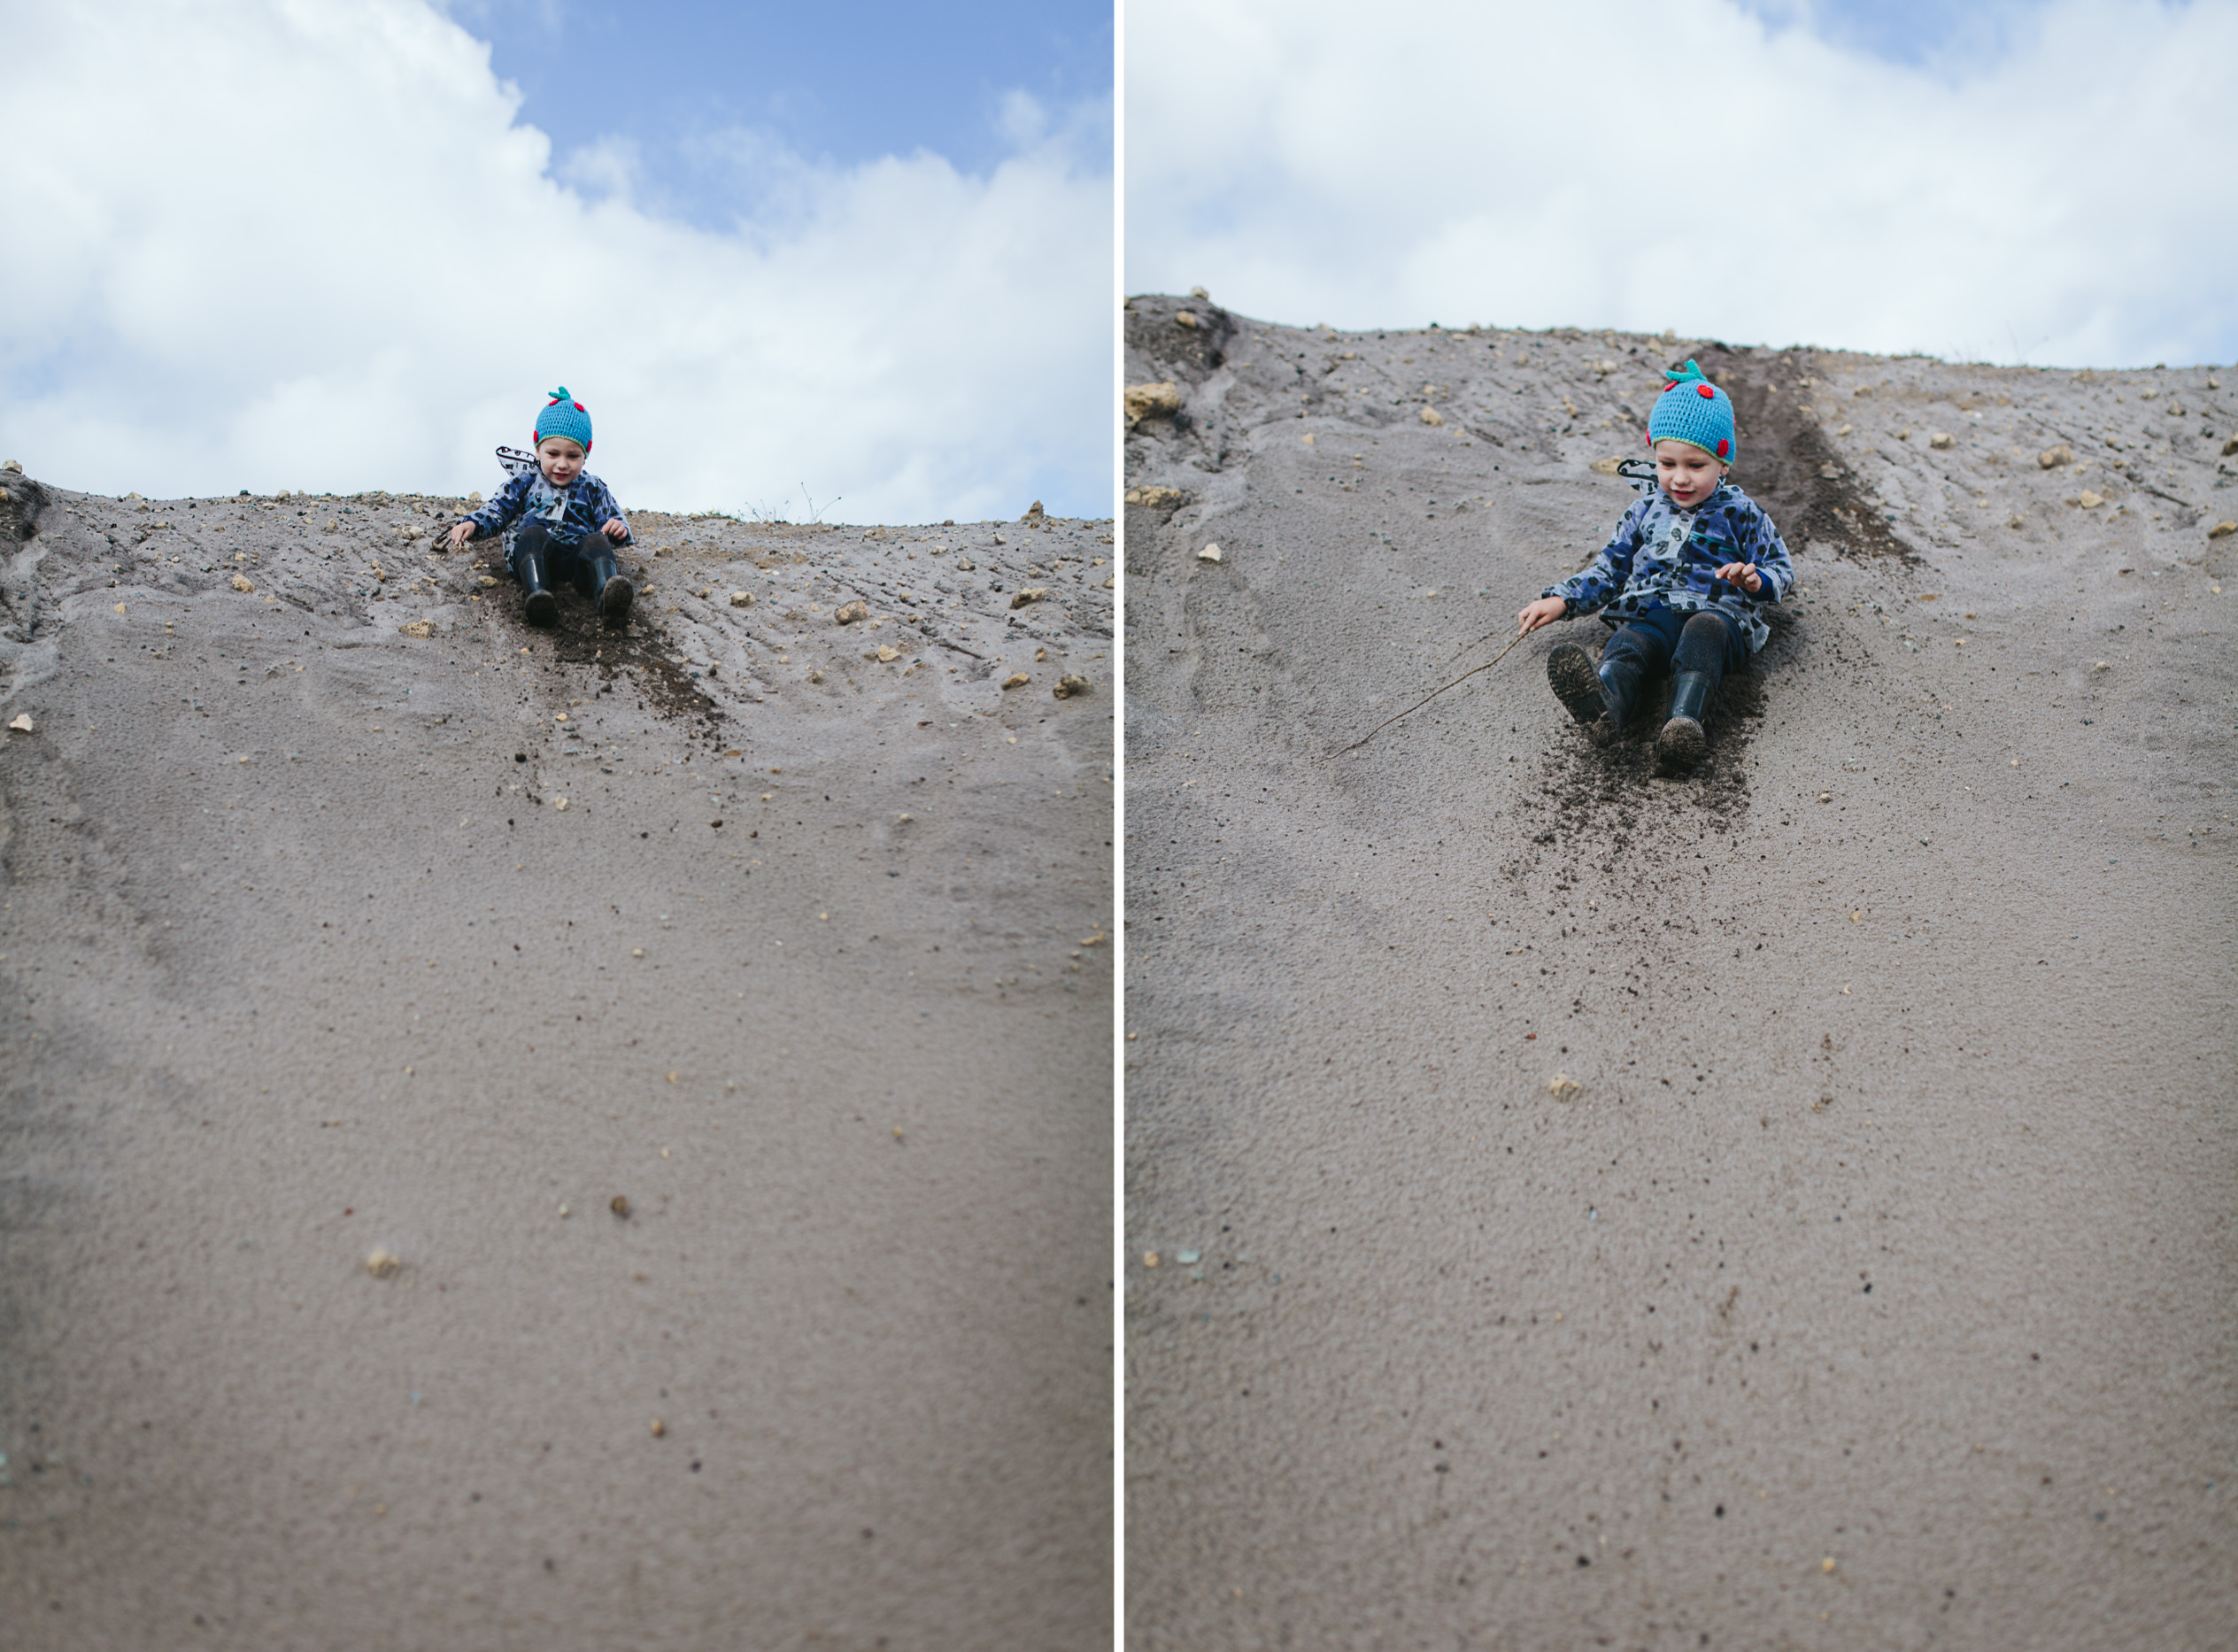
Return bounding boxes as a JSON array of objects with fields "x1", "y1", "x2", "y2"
[
  {"x1": 1696, "y1": 382, "x2": 1715, "y2": 398},
  {"x1": 1717, "y1": 439, "x2": 1730, "y2": 457}
]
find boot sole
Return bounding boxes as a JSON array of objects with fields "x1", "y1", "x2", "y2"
[
  {"x1": 1656, "y1": 715, "x2": 1705, "y2": 771},
  {"x1": 523, "y1": 589, "x2": 559, "y2": 628},
  {"x1": 598, "y1": 577, "x2": 635, "y2": 624},
  {"x1": 1546, "y1": 645, "x2": 1608, "y2": 726}
]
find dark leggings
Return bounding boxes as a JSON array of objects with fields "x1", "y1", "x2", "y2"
[
  {"x1": 509, "y1": 517, "x2": 628, "y2": 593},
  {"x1": 1601, "y1": 606, "x2": 1747, "y2": 691}
]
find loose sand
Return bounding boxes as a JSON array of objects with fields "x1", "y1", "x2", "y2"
[
  {"x1": 1123, "y1": 297, "x2": 2235, "y2": 1648},
  {"x1": 0, "y1": 480, "x2": 1113, "y2": 1647}
]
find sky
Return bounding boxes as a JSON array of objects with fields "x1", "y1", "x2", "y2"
[
  {"x1": 1733, "y1": 0, "x2": 2071, "y2": 65},
  {"x1": 1, "y1": 0, "x2": 1114, "y2": 520},
  {"x1": 446, "y1": 0, "x2": 1114, "y2": 214},
  {"x1": 1124, "y1": 0, "x2": 2238, "y2": 370}
]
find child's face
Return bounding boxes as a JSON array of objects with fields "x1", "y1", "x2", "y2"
[
  {"x1": 536, "y1": 436, "x2": 586, "y2": 486},
  {"x1": 1654, "y1": 439, "x2": 1727, "y2": 507}
]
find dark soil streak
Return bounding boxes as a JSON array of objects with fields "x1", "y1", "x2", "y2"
[
  {"x1": 1697, "y1": 344, "x2": 1919, "y2": 564},
  {"x1": 536, "y1": 596, "x2": 727, "y2": 744}
]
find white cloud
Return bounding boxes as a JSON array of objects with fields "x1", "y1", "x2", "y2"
[
  {"x1": 0, "y1": 0, "x2": 1113, "y2": 521},
  {"x1": 1124, "y1": 0, "x2": 2238, "y2": 368}
]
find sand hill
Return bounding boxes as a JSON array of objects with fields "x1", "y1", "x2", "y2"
[
  {"x1": 1123, "y1": 294, "x2": 2234, "y2": 1646},
  {"x1": 0, "y1": 475, "x2": 1113, "y2": 1647}
]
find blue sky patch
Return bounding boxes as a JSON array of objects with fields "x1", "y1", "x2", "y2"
[{"x1": 448, "y1": 0, "x2": 1113, "y2": 226}]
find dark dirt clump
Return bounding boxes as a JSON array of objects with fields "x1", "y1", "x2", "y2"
[
  {"x1": 0, "y1": 474, "x2": 47, "y2": 544},
  {"x1": 1125, "y1": 293, "x2": 1239, "y2": 379}
]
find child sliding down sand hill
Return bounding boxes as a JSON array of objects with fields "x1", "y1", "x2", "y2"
[
  {"x1": 1516, "y1": 362, "x2": 1793, "y2": 772},
  {"x1": 448, "y1": 387, "x2": 635, "y2": 627}
]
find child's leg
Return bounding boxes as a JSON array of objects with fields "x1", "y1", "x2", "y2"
[
  {"x1": 1671, "y1": 609, "x2": 1747, "y2": 683},
  {"x1": 1550, "y1": 614, "x2": 1675, "y2": 736},
  {"x1": 1656, "y1": 610, "x2": 1747, "y2": 768},
  {"x1": 573, "y1": 537, "x2": 634, "y2": 622},
  {"x1": 1589, "y1": 622, "x2": 1668, "y2": 741},
  {"x1": 505, "y1": 519, "x2": 544, "y2": 582},
  {"x1": 509, "y1": 520, "x2": 560, "y2": 626}
]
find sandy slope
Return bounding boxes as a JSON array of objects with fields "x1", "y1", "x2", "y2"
[
  {"x1": 1122, "y1": 295, "x2": 2235, "y2": 1648},
  {"x1": 0, "y1": 478, "x2": 1114, "y2": 1648}
]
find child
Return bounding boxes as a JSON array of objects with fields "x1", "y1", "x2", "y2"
[
  {"x1": 1515, "y1": 361, "x2": 1793, "y2": 770},
  {"x1": 447, "y1": 388, "x2": 635, "y2": 627}
]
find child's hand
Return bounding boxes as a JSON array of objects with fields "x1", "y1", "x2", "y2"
[
  {"x1": 446, "y1": 521, "x2": 475, "y2": 550},
  {"x1": 601, "y1": 518, "x2": 629, "y2": 541},
  {"x1": 1714, "y1": 561, "x2": 1762, "y2": 593},
  {"x1": 1516, "y1": 597, "x2": 1567, "y2": 637}
]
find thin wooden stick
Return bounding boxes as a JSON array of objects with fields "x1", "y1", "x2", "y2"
[{"x1": 1333, "y1": 629, "x2": 1534, "y2": 756}]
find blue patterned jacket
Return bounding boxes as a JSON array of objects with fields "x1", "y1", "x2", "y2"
[
  {"x1": 1540, "y1": 479, "x2": 1793, "y2": 652},
  {"x1": 461, "y1": 469, "x2": 630, "y2": 549}
]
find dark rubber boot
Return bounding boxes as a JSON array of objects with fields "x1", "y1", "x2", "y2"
[
  {"x1": 1587, "y1": 659, "x2": 1643, "y2": 746},
  {"x1": 583, "y1": 545, "x2": 634, "y2": 624},
  {"x1": 570, "y1": 549, "x2": 600, "y2": 600},
  {"x1": 1656, "y1": 670, "x2": 1713, "y2": 770},
  {"x1": 516, "y1": 543, "x2": 558, "y2": 628},
  {"x1": 1547, "y1": 643, "x2": 1609, "y2": 726}
]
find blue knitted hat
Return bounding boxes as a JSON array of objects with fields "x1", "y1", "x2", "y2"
[
  {"x1": 1646, "y1": 361, "x2": 1734, "y2": 463},
  {"x1": 533, "y1": 387, "x2": 593, "y2": 452}
]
